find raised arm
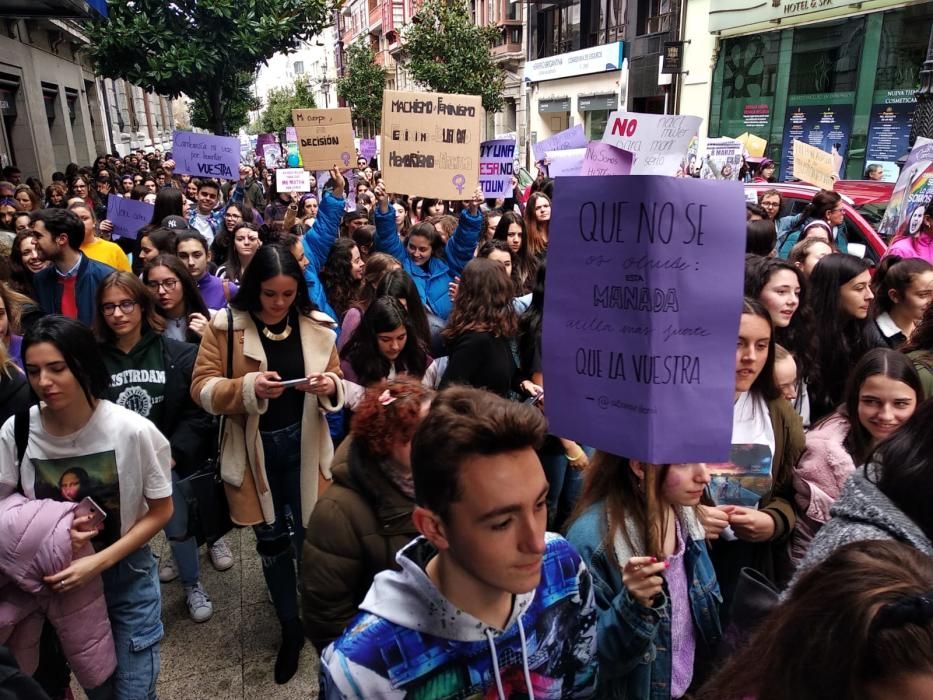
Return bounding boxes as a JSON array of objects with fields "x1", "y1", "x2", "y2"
[
  {"x1": 372, "y1": 182, "x2": 406, "y2": 261},
  {"x1": 304, "y1": 166, "x2": 348, "y2": 270},
  {"x1": 445, "y1": 186, "x2": 484, "y2": 276}
]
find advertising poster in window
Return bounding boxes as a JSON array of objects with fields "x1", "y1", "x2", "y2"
[
  {"x1": 865, "y1": 90, "x2": 916, "y2": 183},
  {"x1": 778, "y1": 104, "x2": 853, "y2": 183}
]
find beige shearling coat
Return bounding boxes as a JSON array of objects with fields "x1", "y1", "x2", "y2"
[{"x1": 191, "y1": 308, "x2": 344, "y2": 527}]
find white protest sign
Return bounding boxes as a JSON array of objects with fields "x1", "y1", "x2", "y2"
[
  {"x1": 547, "y1": 148, "x2": 586, "y2": 177},
  {"x1": 602, "y1": 112, "x2": 702, "y2": 176},
  {"x1": 275, "y1": 168, "x2": 311, "y2": 193}
]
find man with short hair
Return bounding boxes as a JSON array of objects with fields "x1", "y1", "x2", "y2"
[
  {"x1": 320, "y1": 386, "x2": 598, "y2": 699},
  {"x1": 2, "y1": 166, "x2": 21, "y2": 186},
  {"x1": 187, "y1": 178, "x2": 223, "y2": 246},
  {"x1": 175, "y1": 231, "x2": 237, "y2": 310},
  {"x1": 30, "y1": 208, "x2": 115, "y2": 326},
  {"x1": 222, "y1": 164, "x2": 264, "y2": 211}
]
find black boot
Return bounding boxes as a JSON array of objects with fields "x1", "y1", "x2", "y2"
[{"x1": 274, "y1": 618, "x2": 305, "y2": 685}]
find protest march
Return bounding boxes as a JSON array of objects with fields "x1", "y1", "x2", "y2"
[{"x1": 0, "y1": 85, "x2": 931, "y2": 700}]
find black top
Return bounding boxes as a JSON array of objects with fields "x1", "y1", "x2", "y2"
[
  {"x1": 254, "y1": 310, "x2": 305, "y2": 431},
  {"x1": 440, "y1": 331, "x2": 516, "y2": 398}
]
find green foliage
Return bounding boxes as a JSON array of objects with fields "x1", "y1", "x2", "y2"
[
  {"x1": 189, "y1": 72, "x2": 258, "y2": 133},
  {"x1": 403, "y1": 0, "x2": 505, "y2": 113},
  {"x1": 85, "y1": 0, "x2": 335, "y2": 134},
  {"x1": 336, "y1": 40, "x2": 386, "y2": 132},
  {"x1": 254, "y1": 77, "x2": 318, "y2": 134}
]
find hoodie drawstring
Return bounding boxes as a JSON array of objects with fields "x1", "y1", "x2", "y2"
[
  {"x1": 484, "y1": 622, "x2": 536, "y2": 700},
  {"x1": 484, "y1": 629, "x2": 506, "y2": 700},
  {"x1": 518, "y1": 618, "x2": 536, "y2": 700}
]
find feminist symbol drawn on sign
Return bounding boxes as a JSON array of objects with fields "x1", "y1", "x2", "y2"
[
  {"x1": 452, "y1": 174, "x2": 466, "y2": 194},
  {"x1": 341, "y1": 152, "x2": 351, "y2": 167}
]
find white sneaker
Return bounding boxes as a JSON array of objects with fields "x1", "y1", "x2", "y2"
[
  {"x1": 208, "y1": 537, "x2": 234, "y2": 571},
  {"x1": 184, "y1": 582, "x2": 214, "y2": 623},
  {"x1": 158, "y1": 555, "x2": 179, "y2": 583}
]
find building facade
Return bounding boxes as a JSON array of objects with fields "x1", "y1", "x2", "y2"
[
  {"x1": 253, "y1": 30, "x2": 340, "y2": 120},
  {"x1": 0, "y1": 16, "x2": 174, "y2": 181},
  {"x1": 699, "y1": 0, "x2": 932, "y2": 181}
]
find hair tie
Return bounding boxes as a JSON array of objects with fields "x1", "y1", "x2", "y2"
[
  {"x1": 871, "y1": 592, "x2": 933, "y2": 636},
  {"x1": 378, "y1": 389, "x2": 396, "y2": 407}
]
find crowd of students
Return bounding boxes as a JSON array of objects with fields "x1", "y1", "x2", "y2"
[{"x1": 0, "y1": 148, "x2": 931, "y2": 700}]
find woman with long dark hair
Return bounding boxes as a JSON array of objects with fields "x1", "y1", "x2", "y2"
[
  {"x1": 337, "y1": 253, "x2": 401, "y2": 350},
  {"x1": 697, "y1": 540, "x2": 933, "y2": 700},
  {"x1": 142, "y1": 254, "x2": 210, "y2": 343},
  {"x1": 864, "y1": 255, "x2": 933, "y2": 348},
  {"x1": 791, "y1": 348, "x2": 921, "y2": 563},
  {"x1": 9, "y1": 229, "x2": 47, "y2": 299},
  {"x1": 191, "y1": 244, "x2": 344, "y2": 684},
  {"x1": 320, "y1": 238, "x2": 364, "y2": 323},
  {"x1": 374, "y1": 268, "x2": 432, "y2": 351},
  {"x1": 778, "y1": 189, "x2": 849, "y2": 257},
  {"x1": 94, "y1": 271, "x2": 221, "y2": 623},
  {"x1": 699, "y1": 298, "x2": 805, "y2": 603},
  {"x1": 216, "y1": 222, "x2": 262, "y2": 284},
  {"x1": 339, "y1": 296, "x2": 431, "y2": 388},
  {"x1": 524, "y1": 191, "x2": 551, "y2": 258},
  {"x1": 440, "y1": 257, "x2": 519, "y2": 397},
  {"x1": 212, "y1": 201, "x2": 256, "y2": 266},
  {"x1": 493, "y1": 211, "x2": 537, "y2": 294},
  {"x1": 807, "y1": 254, "x2": 875, "y2": 421},
  {"x1": 566, "y1": 454, "x2": 721, "y2": 698}
]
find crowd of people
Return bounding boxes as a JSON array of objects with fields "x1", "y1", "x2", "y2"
[{"x1": 0, "y1": 147, "x2": 930, "y2": 700}]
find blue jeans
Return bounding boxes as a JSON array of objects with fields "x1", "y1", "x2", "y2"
[
  {"x1": 541, "y1": 448, "x2": 587, "y2": 531},
  {"x1": 254, "y1": 422, "x2": 303, "y2": 625},
  {"x1": 85, "y1": 546, "x2": 163, "y2": 700},
  {"x1": 163, "y1": 470, "x2": 202, "y2": 587}
]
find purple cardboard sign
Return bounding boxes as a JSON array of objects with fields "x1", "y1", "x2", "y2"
[
  {"x1": 479, "y1": 139, "x2": 516, "y2": 197},
  {"x1": 541, "y1": 176, "x2": 747, "y2": 463},
  {"x1": 546, "y1": 148, "x2": 586, "y2": 177},
  {"x1": 172, "y1": 131, "x2": 240, "y2": 180},
  {"x1": 581, "y1": 142, "x2": 633, "y2": 176},
  {"x1": 360, "y1": 139, "x2": 377, "y2": 163},
  {"x1": 106, "y1": 194, "x2": 153, "y2": 240},
  {"x1": 532, "y1": 124, "x2": 587, "y2": 163},
  {"x1": 256, "y1": 133, "x2": 277, "y2": 157}
]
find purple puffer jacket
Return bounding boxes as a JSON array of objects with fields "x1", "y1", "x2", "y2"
[{"x1": 0, "y1": 494, "x2": 116, "y2": 689}]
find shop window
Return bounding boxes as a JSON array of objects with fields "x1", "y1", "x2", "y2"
[
  {"x1": 584, "y1": 110, "x2": 610, "y2": 140},
  {"x1": 712, "y1": 33, "x2": 780, "y2": 139},
  {"x1": 637, "y1": 0, "x2": 670, "y2": 36},
  {"x1": 531, "y1": 0, "x2": 581, "y2": 59},
  {"x1": 788, "y1": 18, "x2": 864, "y2": 95},
  {"x1": 876, "y1": 5, "x2": 933, "y2": 91}
]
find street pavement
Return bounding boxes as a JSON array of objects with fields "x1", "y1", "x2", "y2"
[{"x1": 72, "y1": 527, "x2": 321, "y2": 699}]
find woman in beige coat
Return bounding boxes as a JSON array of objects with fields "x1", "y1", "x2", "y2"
[{"x1": 191, "y1": 244, "x2": 344, "y2": 685}]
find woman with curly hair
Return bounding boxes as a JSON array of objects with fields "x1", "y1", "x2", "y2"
[
  {"x1": 9, "y1": 229, "x2": 47, "y2": 299},
  {"x1": 44, "y1": 182, "x2": 67, "y2": 208},
  {"x1": 339, "y1": 296, "x2": 431, "y2": 389},
  {"x1": 301, "y1": 376, "x2": 431, "y2": 653},
  {"x1": 524, "y1": 191, "x2": 551, "y2": 258},
  {"x1": 440, "y1": 257, "x2": 519, "y2": 397},
  {"x1": 320, "y1": 238, "x2": 365, "y2": 323}
]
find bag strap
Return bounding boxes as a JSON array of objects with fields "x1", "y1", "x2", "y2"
[
  {"x1": 13, "y1": 409, "x2": 29, "y2": 494},
  {"x1": 214, "y1": 308, "x2": 235, "y2": 475}
]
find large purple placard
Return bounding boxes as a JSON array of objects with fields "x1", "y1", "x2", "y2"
[
  {"x1": 106, "y1": 194, "x2": 153, "y2": 240},
  {"x1": 172, "y1": 131, "x2": 240, "y2": 180},
  {"x1": 541, "y1": 176, "x2": 746, "y2": 463},
  {"x1": 532, "y1": 125, "x2": 587, "y2": 163}
]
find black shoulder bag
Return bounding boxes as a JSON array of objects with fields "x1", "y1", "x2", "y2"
[{"x1": 171, "y1": 309, "x2": 236, "y2": 546}]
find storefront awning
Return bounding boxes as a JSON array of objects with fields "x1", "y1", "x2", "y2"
[{"x1": 0, "y1": 0, "x2": 107, "y2": 19}]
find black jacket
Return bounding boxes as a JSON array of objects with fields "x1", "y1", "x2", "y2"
[{"x1": 0, "y1": 369, "x2": 32, "y2": 427}]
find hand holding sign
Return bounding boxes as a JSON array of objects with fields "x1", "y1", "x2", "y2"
[
  {"x1": 329, "y1": 165, "x2": 346, "y2": 199},
  {"x1": 466, "y1": 186, "x2": 483, "y2": 215}
]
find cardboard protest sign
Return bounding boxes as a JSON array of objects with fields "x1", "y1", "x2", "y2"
[
  {"x1": 700, "y1": 137, "x2": 743, "y2": 180},
  {"x1": 581, "y1": 142, "x2": 633, "y2": 176},
  {"x1": 381, "y1": 90, "x2": 483, "y2": 199},
  {"x1": 601, "y1": 113, "x2": 702, "y2": 176},
  {"x1": 172, "y1": 131, "x2": 240, "y2": 180},
  {"x1": 736, "y1": 132, "x2": 767, "y2": 158},
  {"x1": 547, "y1": 148, "x2": 586, "y2": 177},
  {"x1": 293, "y1": 108, "x2": 356, "y2": 172},
  {"x1": 479, "y1": 139, "x2": 516, "y2": 197},
  {"x1": 542, "y1": 175, "x2": 746, "y2": 463},
  {"x1": 276, "y1": 168, "x2": 311, "y2": 193},
  {"x1": 532, "y1": 125, "x2": 587, "y2": 164},
  {"x1": 792, "y1": 139, "x2": 836, "y2": 190},
  {"x1": 106, "y1": 194, "x2": 153, "y2": 240},
  {"x1": 878, "y1": 136, "x2": 933, "y2": 241}
]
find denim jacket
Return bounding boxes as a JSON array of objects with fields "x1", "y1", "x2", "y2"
[{"x1": 565, "y1": 502, "x2": 722, "y2": 700}]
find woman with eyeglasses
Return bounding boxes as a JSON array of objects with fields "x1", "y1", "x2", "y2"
[
  {"x1": 142, "y1": 255, "x2": 211, "y2": 343},
  {"x1": 67, "y1": 174, "x2": 98, "y2": 212},
  {"x1": 778, "y1": 190, "x2": 849, "y2": 258},
  {"x1": 95, "y1": 271, "x2": 219, "y2": 623}
]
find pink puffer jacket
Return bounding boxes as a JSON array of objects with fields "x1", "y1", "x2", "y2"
[
  {"x1": 790, "y1": 413, "x2": 856, "y2": 565},
  {"x1": 0, "y1": 494, "x2": 116, "y2": 689}
]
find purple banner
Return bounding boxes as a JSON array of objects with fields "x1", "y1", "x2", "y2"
[
  {"x1": 256, "y1": 133, "x2": 277, "y2": 157},
  {"x1": 479, "y1": 139, "x2": 516, "y2": 197},
  {"x1": 581, "y1": 142, "x2": 633, "y2": 176},
  {"x1": 106, "y1": 194, "x2": 153, "y2": 241},
  {"x1": 172, "y1": 131, "x2": 240, "y2": 180},
  {"x1": 532, "y1": 124, "x2": 587, "y2": 163},
  {"x1": 542, "y1": 176, "x2": 746, "y2": 463},
  {"x1": 360, "y1": 139, "x2": 377, "y2": 163}
]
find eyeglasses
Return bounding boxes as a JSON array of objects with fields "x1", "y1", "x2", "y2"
[
  {"x1": 101, "y1": 300, "x2": 138, "y2": 316},
  {"x1": 146, "y1": 278, "x2": 179, "y2": 292},
  {"x1": 224, "y1": 213, "x2": 242, "y2": 220}
]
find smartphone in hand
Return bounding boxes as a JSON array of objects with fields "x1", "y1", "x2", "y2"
[{"x1": 73, "y1": 496, "x2": 106, "y2": 531}]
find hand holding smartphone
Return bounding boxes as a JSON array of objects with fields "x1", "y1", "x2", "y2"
[
  {"x1": 73, "y1": 496, "x2": 106, "y2": 532},
  {"x1": 278, "y1": 377, "x2": 317, "y2": 389}
]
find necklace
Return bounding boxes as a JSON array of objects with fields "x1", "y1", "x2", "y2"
[{"x1": 261, "y1": 320, "x2": 291, "y2": 341}]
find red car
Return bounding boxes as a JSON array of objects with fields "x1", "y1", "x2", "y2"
[{"x1": 745, "y1": 182, "x2": 890, "y2": 263}]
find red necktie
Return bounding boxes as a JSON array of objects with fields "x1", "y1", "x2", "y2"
[{"x1": 59, "y1": 276, "x2": 78, "y2": 319}]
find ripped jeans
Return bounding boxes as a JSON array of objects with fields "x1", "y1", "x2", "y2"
[{"x1": 254, "y1": 422, "x2": 304, "y2": 626}]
